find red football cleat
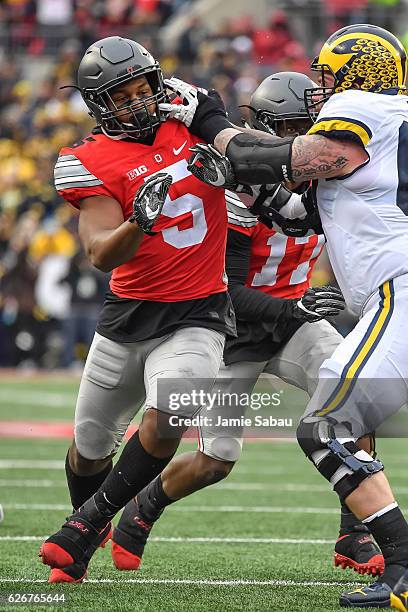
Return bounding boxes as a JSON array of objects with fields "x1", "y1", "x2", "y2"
[
  {"x1": 111, "y1": 541, "x2": 142, "y2": 571},
  {"x1": 43, "y1": 521, "x2": 112, "y2": 583},
  {"x1": 48, "y1": 563, "x2": 88, "y2": 584},
  {"x1": 111, "y1": 498, "x2": 153, "y2": 571},
  {"x1": 334, "y1": 533, "x2": 385, "y2": 576},
  {"x1": 40, "y1": 542, "x2": 73, "y2": 569}
]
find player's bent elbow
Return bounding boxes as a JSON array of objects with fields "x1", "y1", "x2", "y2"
[
  {"x1": 86, "y1": 250, "x2": 114, "y2": 273},
  {"x1": 91, "y1": 256, "x2": 114, "y2": 274},
  {"x1": 84, "y1": 241, "x2": 115, "y2": 273}
]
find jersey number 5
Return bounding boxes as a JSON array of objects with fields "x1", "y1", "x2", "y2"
[{"x1": 147, "y1": 159, "x2": 208, "y2": 248}]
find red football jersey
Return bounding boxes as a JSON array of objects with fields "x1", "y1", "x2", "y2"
[
  {"x1": 54, "y1": 120, "x2": 228, "y2": 302},
  {"x1": 226, "y1": 192, "x2": 325, "y2": 299}
]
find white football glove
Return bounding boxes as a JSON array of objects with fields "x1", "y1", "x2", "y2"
[{"x1": 158, "y1": 77, "x2": 200, "y2": 128}]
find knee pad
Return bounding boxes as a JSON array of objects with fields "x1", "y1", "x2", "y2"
[
  {"x1": 201, "y1": 436, "x2": 242, "y2": 463},
  {"x1": 75, "y1": 419, "x2": 122, "y2": 461},
  {"x1": 297, "y1": 417, "x2": 383, "y2": 502}
]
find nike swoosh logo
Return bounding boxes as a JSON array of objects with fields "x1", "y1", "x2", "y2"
[{"x1": 173, "y1": 140, "x2": 187, "y2": 156}]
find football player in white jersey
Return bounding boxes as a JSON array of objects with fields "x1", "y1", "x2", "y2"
[{"x1": 181, "y1": 23, "x2": 408, "y2": 609}]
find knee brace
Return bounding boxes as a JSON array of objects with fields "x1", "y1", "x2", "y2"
[
  {"x1": 367, "y1": 432, "x2": 377, "y2": 458},
  {"x1": 297, "y1": 417, "x2": 383, "y2": 502}
]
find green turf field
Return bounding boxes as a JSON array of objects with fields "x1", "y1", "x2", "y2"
[{"x1": 0, "y1": 377, "x2": 406, "y2": 611}]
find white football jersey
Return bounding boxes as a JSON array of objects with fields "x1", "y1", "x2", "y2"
[{"x1": 308, "y1": 90, "x2": 408, "y2": 315}]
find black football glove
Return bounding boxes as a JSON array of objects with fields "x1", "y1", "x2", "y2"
[
  {"x1": 259, "y1": 207, "x2": 323, "y2": 237},
  {"x1": 250, "y1": 183, "x2": 323, "y2": 237},
  {"x1": 128, "y1": 173, "x2": 172, "y2": 235},
  {"x1": 292, "y1": 285, "x2": 345, "y2": 323},
  {"x1": 187, "y1": 143, "x2": 252, "y2": 194},
  {"x1": 250, "y1": 183, "x2": 291, "y2": 215}
]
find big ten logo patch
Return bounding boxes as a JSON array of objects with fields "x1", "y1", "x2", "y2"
[{"x1": 127, "y1": 165, "x2": 148, "y2": 181}]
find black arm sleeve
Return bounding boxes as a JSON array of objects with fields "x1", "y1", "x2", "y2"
[
  {"x1": 226, "y1": 228, "x2": 294, "y2": 324},
  {"x1": 188, "y1": 92, "x2": 234, "y2": 143}
]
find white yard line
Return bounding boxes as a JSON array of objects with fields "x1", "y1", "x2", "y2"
[
  {"x1": 4, "y1": 503, "x2": 72, "y2": 511},
  {"x1": 0, "y1": 535, "x2": 333, "y2": 544},
  {"x1": 0, "y1": 479, "x2": 64, "y2": 487},
  {"x1": 9, "y1": 501, "x2": 408, "y2": 515},
  {"x1": 1, "y1": 503, "x2": 341, "y2": 514},
  {"x1": 0, "y1": 577, "x2": 361, "y2": 587},
  {"x1": 0, "y1": 460, "x2": 64, "y2": 469},
  {"x1": 0, "y1": 391, "x2": 76, "y2": 407},
  {"x1": 3, "y1": 479, "x2": 408, "y2": 495},
  {"x1": 0, "y1": 461, "x2": 294, "y2": 475},
  {"x1": 215, "y1": 482, "x2": 408, "y2": 494},
  {"x1": 1, "y1": 478, "x2": 408, "y2": 497},
  {"x1": 0, "y1": 459, "x2": 407, "y2": 483}
]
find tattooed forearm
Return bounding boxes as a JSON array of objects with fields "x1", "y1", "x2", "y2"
[
  {"x1": 291, "y1": 135, "x2": 366, "y2": 180},
  {"x1": 214, "y1": 128, "x2": 241, "y2": 154},
  {"x1": 214, "y1": 125, "x2": 279, "y2": 154}
]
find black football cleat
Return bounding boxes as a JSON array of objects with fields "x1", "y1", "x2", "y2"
[
  {"x1": 391, "y1": 569, "x2": 408, "y2": 611},
  {"x1": 45, "y1": 521, "x2": 112, "y2": 584},
  {"x1": 39, "y1": 499, "x2": 112, "y2": 582},
  {"x1": 48, "y1": 561, "x2": 89, "y2": 584},
  {"x1": 340, "y1": 581, "x2": 392, "y2": 608},
  {"x1": 111, "y1": 497, "x2": 153, "y2": 571},
  {"x1": 335, "y1": 531, "x2": 385, "y2": 576}
]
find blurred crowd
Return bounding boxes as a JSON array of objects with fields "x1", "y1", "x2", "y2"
[{"x1": 0, "y1": 0, "x2": 404, "y2": 368}]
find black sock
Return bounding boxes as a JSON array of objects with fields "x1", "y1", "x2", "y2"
[
  {"x1": 136, "y1": 475, "x2": 174, "y2": 523},
  {"x1": 339, "y1": 502, "x2": 369, "y2": 536},
  {"x1": 365, "y1": 506, "x2": 408, "y2": 587},
  {"x1": 91, "y1": 431, "x2": 175, "y2": 527},
  {"x1": 65, "y1": 452, "x2": 113, "y2": 511}
]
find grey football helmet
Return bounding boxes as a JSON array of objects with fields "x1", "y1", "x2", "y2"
[
  {"x1": 246, "y1": 72, "x2": 318, "y2": 136},
  {"x1": 77, "y1": 36, "x2": 169, "y2": 139}
]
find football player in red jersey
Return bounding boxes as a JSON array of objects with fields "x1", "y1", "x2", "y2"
[
  {"x1": 105, "y1": 74, "x2": 382, "y2": 578},
  {"x1": 38, "y1": 61, "x2": 376, "y2": 582},
  {"x1": 40, "y1": 36, "x2": 237, "y2": 583}
]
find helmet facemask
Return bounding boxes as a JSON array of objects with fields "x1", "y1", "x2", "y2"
[
  {"x1": 83, "y1": 66, "x2": 168, "y2": 140},
  {"x1": 244, "y1": 106, "x2": 279, "y2": 135},
  {"x1": 304, "y1": 60, "x2": 337, "y2": 121},
  {"x1": 246, "y1": 106, "x2": 315, "y2": 137}
]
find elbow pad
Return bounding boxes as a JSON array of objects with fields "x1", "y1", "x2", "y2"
[{"x1": 225, "y1": 132, "x2": 294, "y2": 185}]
